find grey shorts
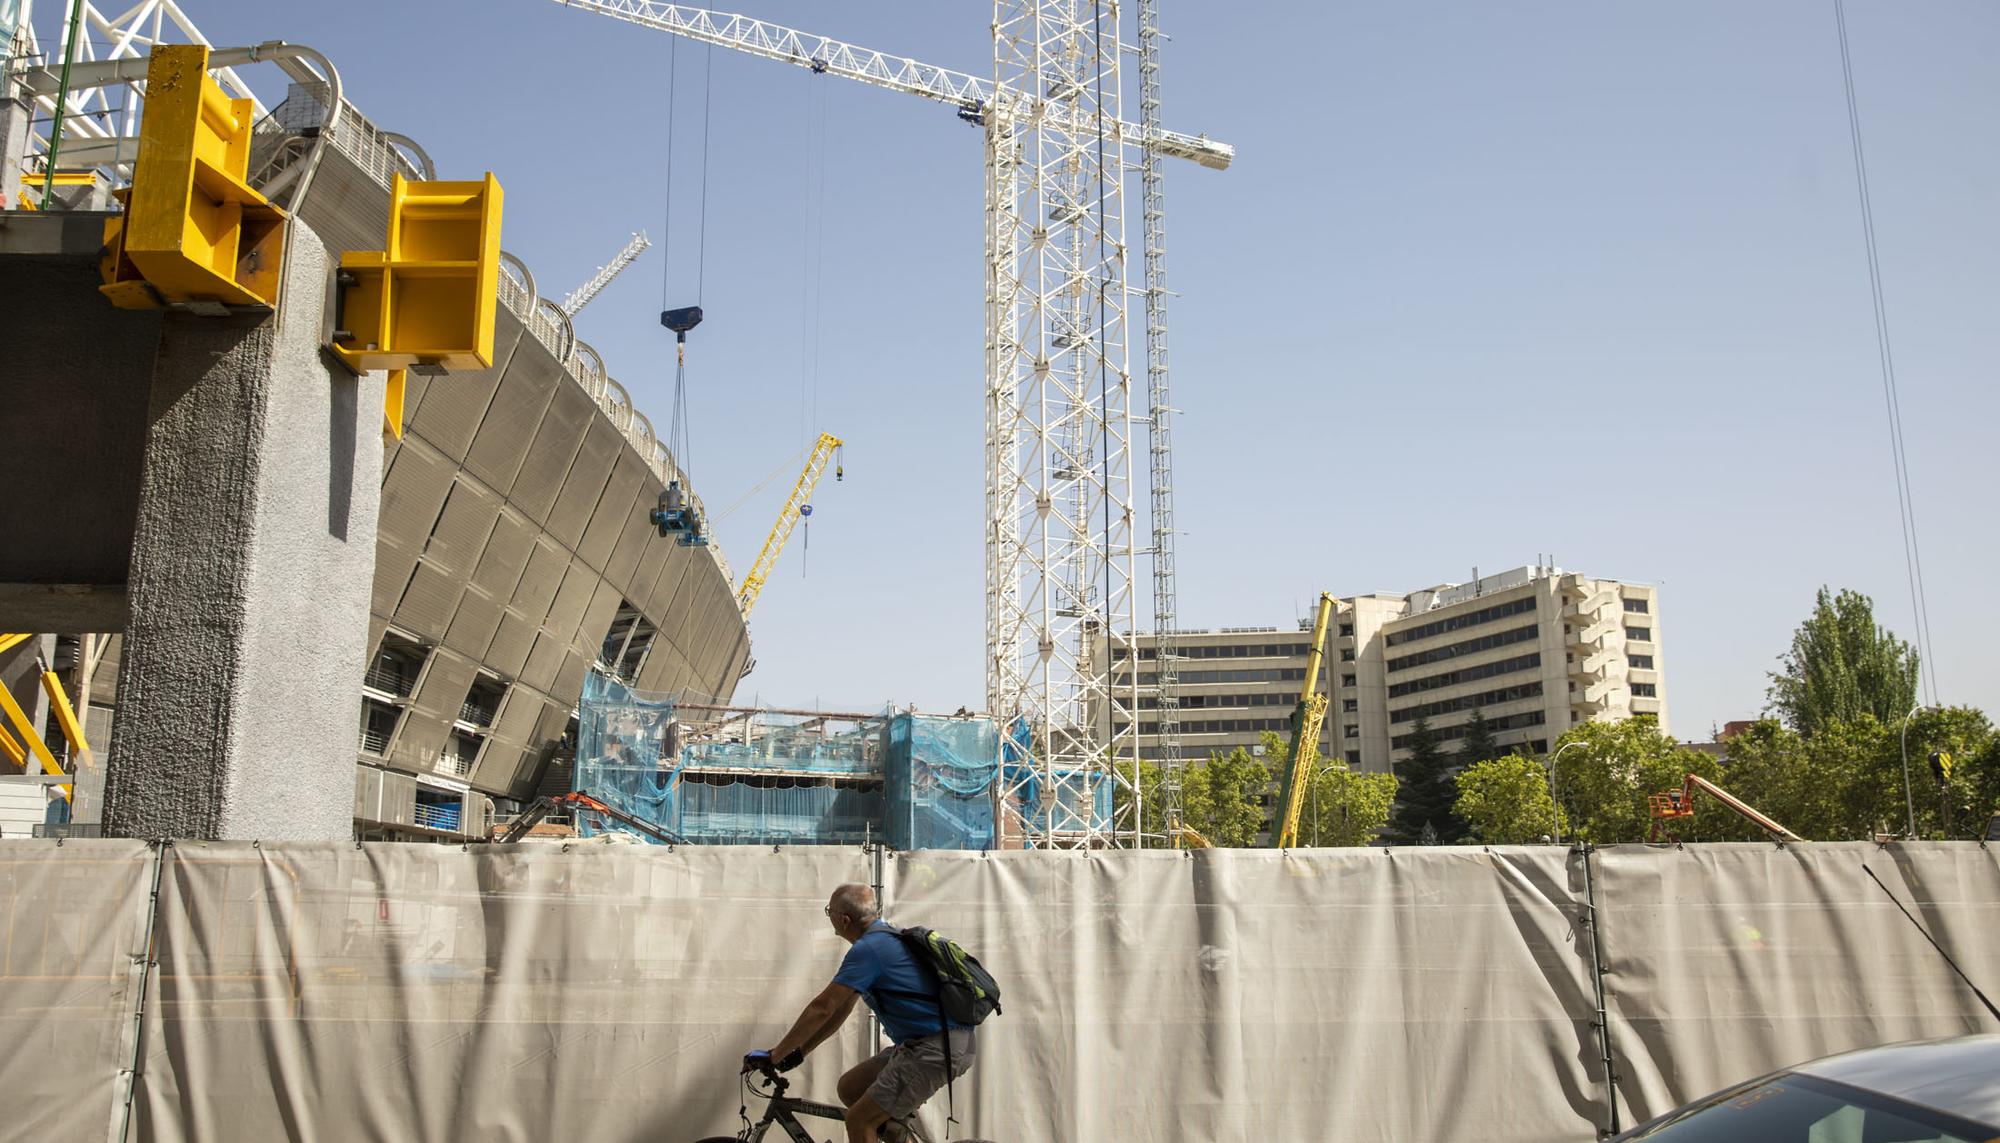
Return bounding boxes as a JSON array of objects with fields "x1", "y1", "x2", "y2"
[{"x1": 866, "y1": 1029, "x2": 976, "y2": 1119}]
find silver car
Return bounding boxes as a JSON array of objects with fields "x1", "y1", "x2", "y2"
[{"x1": 1610, "y1": 1036, "x2": 2000, "y2": 1141}]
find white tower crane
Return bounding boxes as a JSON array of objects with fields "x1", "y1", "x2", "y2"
[
  {"x1": 549, "y1": 0, "x2": 1232, "y2": 847},
  {"x1": 561, "y1": 230, "x2": 652, "y2": 316}
]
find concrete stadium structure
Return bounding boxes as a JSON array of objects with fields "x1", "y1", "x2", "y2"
[{"x1": 0, "y1": 80, "x2": 749, "y2": 840}]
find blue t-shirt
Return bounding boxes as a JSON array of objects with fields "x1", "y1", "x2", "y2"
[{"x1": 832, "y1": 920, "x2": 969, "y2": 1045}]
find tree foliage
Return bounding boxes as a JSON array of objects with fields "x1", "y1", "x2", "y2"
[
  {"x1": 1386, "y1": 717, "x2": 1469, "y2": 844},
  {"x1": 1180, "y1": 746, "x2": 1272, "y2": 848},
  {"x1": 1263, "y1": 730, "x2": 1398, "y2": 846},
  {"x1": 1455, "y1": 708, "x2": 1502, "y2": 769},
  {"x1": 1454, "y1": 753, "x2": 1564, "y2": 844},
  {"x1": 1768, "y1": 587, "x2": 1920, "y2": 738}
]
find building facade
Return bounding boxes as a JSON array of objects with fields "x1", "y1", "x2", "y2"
[{"x1": 1107, "y1": 565, "x2": 1666, "y2": 774}]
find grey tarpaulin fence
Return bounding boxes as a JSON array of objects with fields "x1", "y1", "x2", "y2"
[{"x1": 0, "y1": 840, "x2": 1994, "y2": 1142}]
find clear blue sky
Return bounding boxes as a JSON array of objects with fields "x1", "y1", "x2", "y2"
[{"x1": 59, "y1": 1, "x2": 1998, "y2": 736}]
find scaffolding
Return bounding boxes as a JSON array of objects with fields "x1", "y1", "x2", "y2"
[{"x1": 572, "y1": 672, "x2": 999, "y2": 849}]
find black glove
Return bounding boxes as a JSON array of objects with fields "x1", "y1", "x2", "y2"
[{"x1": 775, "y1": 1048, "x2": 804, "y2": 1072}]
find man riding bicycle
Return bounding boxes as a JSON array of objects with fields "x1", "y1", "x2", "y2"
[{"x1": 744, "y1": 884, "x2": 976, "y2": 1143}]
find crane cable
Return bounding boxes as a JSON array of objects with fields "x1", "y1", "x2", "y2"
[
  {"x1": 660, "y1": 38, "x2": 716, "y2": 485},
  {"x1": 1834, "y1": 0, "x2": 1938, "y2": 705}
]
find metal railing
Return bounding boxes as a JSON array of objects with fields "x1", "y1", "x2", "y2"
[
  {"x1": 457, "y1": 702, "x2": 496, "y2": 729},
  {"x1": 363, "y1": 665, "x2": 414, "y2": 697},
  {"x1": 359, "y1": 729, "x2": 389, "y2": 756},
  {"x1": 412, "y1": 802, "x2": 463, "y2": 832}
]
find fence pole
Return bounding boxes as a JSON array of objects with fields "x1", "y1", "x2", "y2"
[
  {"x1": 1578, "y1": 843, "x2": 1621, "y2": 1137},
  {"x1": 115, "y1": 838, "x2": 170, "y2": 1143}
]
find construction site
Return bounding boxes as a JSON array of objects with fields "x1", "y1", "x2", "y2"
[{"x1": 1, "y1": 1, "x2": 1996, "y2": 1140}]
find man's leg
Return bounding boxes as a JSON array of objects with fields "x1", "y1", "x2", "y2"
[
  {"x1": 844, "y1": 1092, "x2": 892, "y2": 1143},
  {"x1": 838, "y1": 1053, "x2": 891, "y2": 1108}
]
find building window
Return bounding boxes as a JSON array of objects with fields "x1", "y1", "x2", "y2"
[
  {"x1": 460, "y1": 675, "x2": 506, "y2": 730},
  {"x1": 1342, "y1": 699, "x2": 1358, "y2": 712},
  {"x1": 1339, "y1": 649, "x2": 1355, "y2": 662},
  {"x1": 1339, "y1": 623, "x2": 1354, "y2": 637},
  {"x1": 1387, "y1": 653, "x2": 1541, "y2": 699},
  {"x1": 1624, "y1": 598, "x2": 1650, "y2": 614},
  {"x1": 365, "y1": 632, "x2": 426, "y2": 699},
  {"x1": 1345, "y1": 750, "x2": 1361, "y2": 764},
  {"x1": 1392, "y1": 709, "x2": 1545, "y2": 750},
  {"x1": 1384, "y1": 594, "x2": 1537, "y2": 647},
  {"x1": 359, "y1": 699, "x2": 399, "y2": 756},
  {"x1": 1625, "y1": 626, "x2": 1652, "y2": 641},
  {"x1": 1344, "y1": 725, "x2": 1359, "y2": 738},
  {"x1": 1632, "y1": 683, "x2": 1658, "y2": 697},
  {"x1": 1628, "y1": 655, "x2": 1654, "y2": 670},
  {"x1": 1386, "y1": 625, "x2": 1538, "y2": 674},
  {"x1": 1390, "y1": 681, "x2": 1546, "y2": 724},
  {"x1": 1341, "y1": 674, "x2": 1356, "y2": 688}
]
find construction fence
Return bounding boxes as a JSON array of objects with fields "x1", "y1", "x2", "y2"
[{"x1": 1, "y1": 840, "x2": 1996, "y2": 1142}]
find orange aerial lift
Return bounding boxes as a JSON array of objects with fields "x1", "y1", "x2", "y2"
[
  {"x1": 1648, "y1": 773, "x2": 1805, "y2": 844},
  {"x1": 494, "y1": 790, "x2": 685, "y2": 845}
]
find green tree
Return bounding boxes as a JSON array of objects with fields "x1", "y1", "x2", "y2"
[
  {"x1": 1548, "y1": 719, "x2": 1732, "y2": 843},
  {"x1": 1454, "y1": 753, "x2": 1564, "y2": 844},
  {"x1": 1768, "y1": 587, "x2": 1920, "y2": 738},
  {"x1": 1456, "y1": 708, "x2": 1501, "y2": 769},
  {"x1": 1386, "y1": 717, "x2": 1468, "y2": 844},
  {"x1": 1113, "y1": 756, "x2": 1169, "y2": 841},
  {"x1": 1180, "y1": 746, "x2": 1271, "y2": 847}
]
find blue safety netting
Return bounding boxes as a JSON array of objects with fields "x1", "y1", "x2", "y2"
[
  {"x1": 574, "y1": 672, "x2": 1005, "y2": 848},
  {"x1": 884, "y1": 715, "x2": 999, "y2": 851},
  {"x1": 572, "y1": 671, "x2": 680, "y2": 840},
  {"x1": 1000, "y1": 716, "x2": 1113, "y2": 845}
]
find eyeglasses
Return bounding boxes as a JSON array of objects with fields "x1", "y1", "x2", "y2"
[{"x1": 824, "y1": 906, "x2": 833, "y2": 917}]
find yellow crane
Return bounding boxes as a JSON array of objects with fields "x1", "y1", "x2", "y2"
[
  {"x1": 1271, "y1": 592, "x2": 1336, "y2": 849},
  {"x1": 736, "y1": 433, "x2": 843, "y2": 619}
]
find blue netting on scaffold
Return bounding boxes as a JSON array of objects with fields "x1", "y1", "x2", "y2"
[
  {"x1": 572, "y1": 671, "x2": 681, "y2": 843},
  {"x1": 1000, "y1": 716, "x2": 1113, "y2": 845},
  {"x1": 884, "y1": 715, "x2": 999, "y2": 851}
]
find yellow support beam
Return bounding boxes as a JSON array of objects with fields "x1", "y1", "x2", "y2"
[
  {"x1": 331, "y1": 172, "x2": 505, "y2": 440},
  {"x1": 0, "y1": 673, "x2": 69, "y2": 802},
  {"x1": 99, "y1": 44, "x2": 286, "y2": 310},
  {"x1": 0, "y1": 633, "x2": 31, "y2": 657},
  {"x1": 737, "y1": 432, "x2": 843, "y2": 619}
]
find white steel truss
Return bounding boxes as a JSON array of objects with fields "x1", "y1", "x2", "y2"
[
  {"x1": 546, "y1": 0, "x2": 1231, "y2": 847},
  {"x1": 561, "y1": 230, "x2": 652, "y2": 316},
  {"x1": 6, "y1": 0, "x2": 266, "y2": 181}
]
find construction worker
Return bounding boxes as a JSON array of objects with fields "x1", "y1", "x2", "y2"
[{"x1": 744, "y1": 884, "x2": 976, "y2": 1143}]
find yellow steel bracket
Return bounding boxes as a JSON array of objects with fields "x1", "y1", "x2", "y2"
[
  {"x1": 331, "y1": 172, "x2": 504, "y2": 439},
  {"x1": 99, "y1": 44, "x2": 286, "y2": 311},
  {"x1": 0, "y1": 671, "x2": 70, "y2": 802}
]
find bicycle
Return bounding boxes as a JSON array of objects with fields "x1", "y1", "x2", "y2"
[{"x1": 694, "y1": 1058, "x2": 988, "y2": 1143}]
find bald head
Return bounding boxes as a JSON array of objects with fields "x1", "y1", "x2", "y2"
[{"x1": 827, "y1": 883, "x2": 879, "y2": 940}]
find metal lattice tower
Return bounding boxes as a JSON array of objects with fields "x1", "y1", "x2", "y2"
[
  {"x1": 985, "y1": 1, "x2": 1138, "y2": 847},
  {"x1": 1135, "y1": 0, "x2": 1183, "y2": 837},
  {"x1": 542, "y1": 0, "x2": 1231, "y2": 848}
]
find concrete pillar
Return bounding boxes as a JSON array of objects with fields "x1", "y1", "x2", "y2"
[
  {"x1": 0, "y1": 90, "x2": 28, "y2": 211},
  {"x1": 103, "y1": 224, "x2": 384, "y2": 840}
]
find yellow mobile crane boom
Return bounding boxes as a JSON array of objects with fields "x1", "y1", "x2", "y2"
[
  {"x1": 736, "y1": 433, "x2": 843, "y2": 619},
  {"x1": 1272, "y1": 593, "x2": 1336, "y2": 848}
]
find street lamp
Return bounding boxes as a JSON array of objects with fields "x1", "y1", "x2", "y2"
[
  {"x1": 1549, "y1": 741, "x2": 1585, "y2": 846},
  {"x1": 1898, "y1": 704, "x2": 1937, "y2": 840}
]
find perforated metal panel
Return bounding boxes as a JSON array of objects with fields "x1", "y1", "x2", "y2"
[
  {"x1": 511, "y1": 386, "x2": 594, "y2": 525},
  {"x1": 422, "y1": 480, "x2": 502, "y2": 578},
  {"x1": 551, "y1": 648, "x2": 590, "y2": 707},
  {"x1": 485, "y1": 610, "x2": 538, "y2": 679},
  {"x1": 603, "y1": 499, "x2": 656, "y2": 591},
  {"x1": 377, "y1": 443, "x2": 458, "y2": 554},
  {"x1": 576, "y1": 581, "x2": 624, "y2": 660},
  {"x1": 442, "y1": 585, "x2": 504, "y2": 659},
  {"x1": 394, "y1": 559, "x2": 468, "y2": 642},
  {"x1": 576, "y1": 453, "x2": 646, "y2": 572},
  {"x1": 520, "y1": 632, "x2": 567, "y2": 693},
  {"x1": 370, "y1": 535, "x2": 422, "y2": 626},
  {"x1": 543, "y1": 563, "x2": 596, "y2": 648},
  {"x1": 546, "y1": 422, "x2": 620, "y2": 549},
  {"x1": 463, "y1": 347, "x2": 562, "y2": 495},
  {"x1": 406, "y1": 330, "x2": 520, "y2": 462},
  {"x1": 512, "y1": 542, "x2": 568, "y2": 624},
  {"x1": 471, "y1": 510, "x2": 535, "y2": 599}
]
